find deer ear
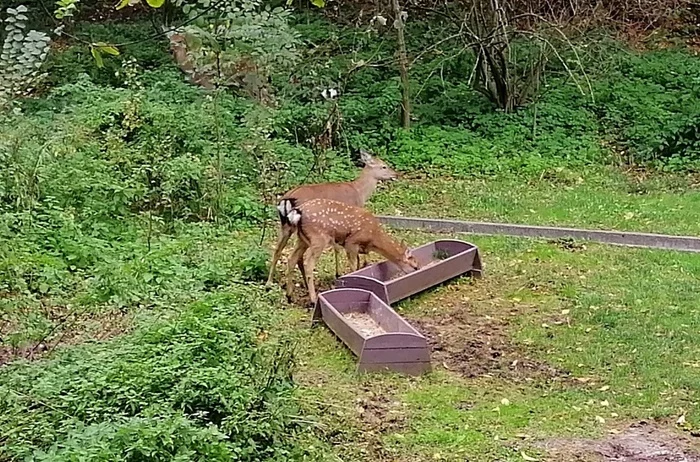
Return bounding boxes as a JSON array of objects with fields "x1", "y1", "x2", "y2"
[{"x1": 359, "y1": 149, "x2": 373, "y2": 165}]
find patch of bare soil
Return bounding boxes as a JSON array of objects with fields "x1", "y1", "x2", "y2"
[
  {"x1": 0, "y1": 306, "x2": 133, "y2": 366},
  {"x1": 306, "y1": 381, "x2": 409, "y2": 461},
  {"x1": 542, "y1": 421, "x2": 700, "y2": 462},
  {"x1": 343, "y1": 385, "x2": 409, "y2": 460},
  {"x1": 409, "y1": 305, "x2": 567, "y2": 381},
  {"x1": 354, "y1": 387, "x2": 407, "y2": 435},
  {"x1": 549, "y1": 237, "x2": 588, "y2": 252}
]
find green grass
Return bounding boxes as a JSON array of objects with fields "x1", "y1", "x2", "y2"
[
  {"x1": 370, "y1": 167, "x2": 700, "y2": 236},
  {"x1": 287, "y1": 231, "x2": 700, "y2": 461}
]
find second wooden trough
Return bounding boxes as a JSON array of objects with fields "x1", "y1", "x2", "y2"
[
  {"x1": 313, "y1": 288, "x2": 431, "y2": 375},
  {"x1": 335, "y1": 239, "x2": 483, "y2": 304}
]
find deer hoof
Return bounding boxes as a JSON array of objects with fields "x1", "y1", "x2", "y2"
[{"x1": 286, "y1": 294, "x2": 295, "y2": 305}]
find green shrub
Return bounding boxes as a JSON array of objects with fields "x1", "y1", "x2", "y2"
[
  {"x1": 0, "y1": 288, "x2": 303, "y2": 461},
  {"x1": 591, "y1": 50, "x2": 700, "y2": 170}
]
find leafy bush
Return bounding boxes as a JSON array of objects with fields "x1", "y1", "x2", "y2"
[
  {"x1": 46, "y1": 22, "x2": 173, "y2": 89},
  {"x1": 0, "y1": 288, "x2": 304, "y2": 461},
  {"x1": 591, "y1": 50, "x2": 700, "y2": 170}
]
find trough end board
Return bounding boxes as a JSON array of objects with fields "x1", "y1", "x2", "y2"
[
  {"x1": 358, "y1": 361, "x2": 432, "y2": 376},
  {"x1": 359, "y1": 347, "x2": 431, "y2": 364},
  {"x1": 363, "y1": 332, "x2": 428, "y2": 350},
  {"x1": 335, "y1": 276, "x2": 390, "y2": 304}
]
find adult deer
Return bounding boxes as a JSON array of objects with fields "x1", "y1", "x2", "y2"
[
  {"x1": 266, "y1": 150, "x2": 398, "y2": 284},
  {"x1": 284, "y1": 198, "x2": 420, "y2": 305}
]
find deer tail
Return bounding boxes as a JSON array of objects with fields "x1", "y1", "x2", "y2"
[{"x1": 276, "y1": 198, "x2": 300, "y2": 226}]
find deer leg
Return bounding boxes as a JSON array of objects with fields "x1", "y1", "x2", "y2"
[
  {"x1": 334, "y1": 246, "x2": 341, "y2": 279},
  {"x1": 267, "y1": 223, "x2": 294, "y2": 285},
  {"x1": 304, "y1": 238, "x2": 329, "y2": 306},
  {"x1": 345, "y1": 244, "x2": 360, "y2": 273},
  {"x1": 285, "y1": 240, "x2": 308, "y2": 301},
  {"x1": 297, "y1": 254, "x2": 308, "y2": 291}
]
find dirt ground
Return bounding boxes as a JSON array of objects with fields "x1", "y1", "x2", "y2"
[
  {"x1": 542, "y1": 421, "x2": 700, "y2": 462},
  {"x1": 408, "y1": 301, "x2": 566, "y2": 381}
]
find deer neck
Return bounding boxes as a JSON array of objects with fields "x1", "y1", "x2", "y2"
[
  {"x1": 370, "y1": 232, "x2": 405, "y2": 264},
  {"x1": 351, "y1": 168, "x2": 379, "y2": 205}
]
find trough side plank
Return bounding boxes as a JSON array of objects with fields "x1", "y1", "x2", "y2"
[
  {"x1": 368, "y1": 296, "x2": 415, "y2": 333},
  {"x1": 386, "y1": 250, "x2": 476, "y2": 303}
]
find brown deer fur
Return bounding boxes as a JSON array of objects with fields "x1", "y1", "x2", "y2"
[
  {"x1": 285, "y1": 199, "x2": 420, "y2": 305},
  {"x1": 266, "y1": 151, "x2": 398, "y2": 284}
]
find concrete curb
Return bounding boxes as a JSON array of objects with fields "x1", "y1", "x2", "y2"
[{"x1": 378, "y1": 216, "x2": 700, "y2": 253}]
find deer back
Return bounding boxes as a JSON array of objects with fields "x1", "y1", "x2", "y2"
[{"x1": 283, "y1": 182, "x2": 363, "y2": 207}]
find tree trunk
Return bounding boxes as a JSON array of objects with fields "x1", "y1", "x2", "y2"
[{"x1": 392, "y1": 0, "x2": 411, "y2": 128}]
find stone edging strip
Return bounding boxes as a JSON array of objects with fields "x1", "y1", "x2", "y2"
[{"x1": 378, "y1": 215, "x2": 700, "y2": 253}]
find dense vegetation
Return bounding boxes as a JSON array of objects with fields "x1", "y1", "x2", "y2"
[{"x1": 1, "y1": 0, "x2": 699, "y2": 460}]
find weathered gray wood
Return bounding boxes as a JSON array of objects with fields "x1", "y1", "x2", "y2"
[
  {"x1": 337, "y1": 239, "x2": 482, "y2": 304},
  {"x1": 313, "y1": 289, "x2": 432, "y2": 376},
  {"x1": 378, "y1": 216, "x2": 700, "y2": 253},
  {"x1": 358, "y1": 361, "x2": 432, "y2": 375},
  {"x1": 359, "y1": 347, "x2": 431, "y2": 364},
  {"x1": 363, "y1": 333, "x2": 427, "y2": 350}
]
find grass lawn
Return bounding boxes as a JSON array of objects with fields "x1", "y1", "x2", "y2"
[
  {"x1": 371, "y1": 168, "x2": 700, "y2": 236},
  {"x1": 282, "y1": 230, "x2": 700, "y2": 461}
]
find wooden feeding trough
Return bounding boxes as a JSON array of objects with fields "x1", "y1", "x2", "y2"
[
  {"x1": 313, "y1": 288, "x2": 431, "y2": 375},
  {"x1": 336, "y1": 239, "x2": 482, "y2": 304}
]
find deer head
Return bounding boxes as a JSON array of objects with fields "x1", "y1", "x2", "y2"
[
  {"x1": 398, "y1": 248, "x2": 421, "y2": 273},
  {"x1": 394, "y1": 239, "x2": 420, "y2": 273},
  {"x1": 359, "y1": 149, "x2": 398, "y2": 181}
]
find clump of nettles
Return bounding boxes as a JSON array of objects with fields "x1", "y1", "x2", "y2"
[{"x1": 0, "y1": 5, "x2": 51, "y2": 109}]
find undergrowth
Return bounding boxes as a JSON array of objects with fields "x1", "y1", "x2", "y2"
[{"x1": 0, "y1": 286, "x2": 308, "y2": 461}]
